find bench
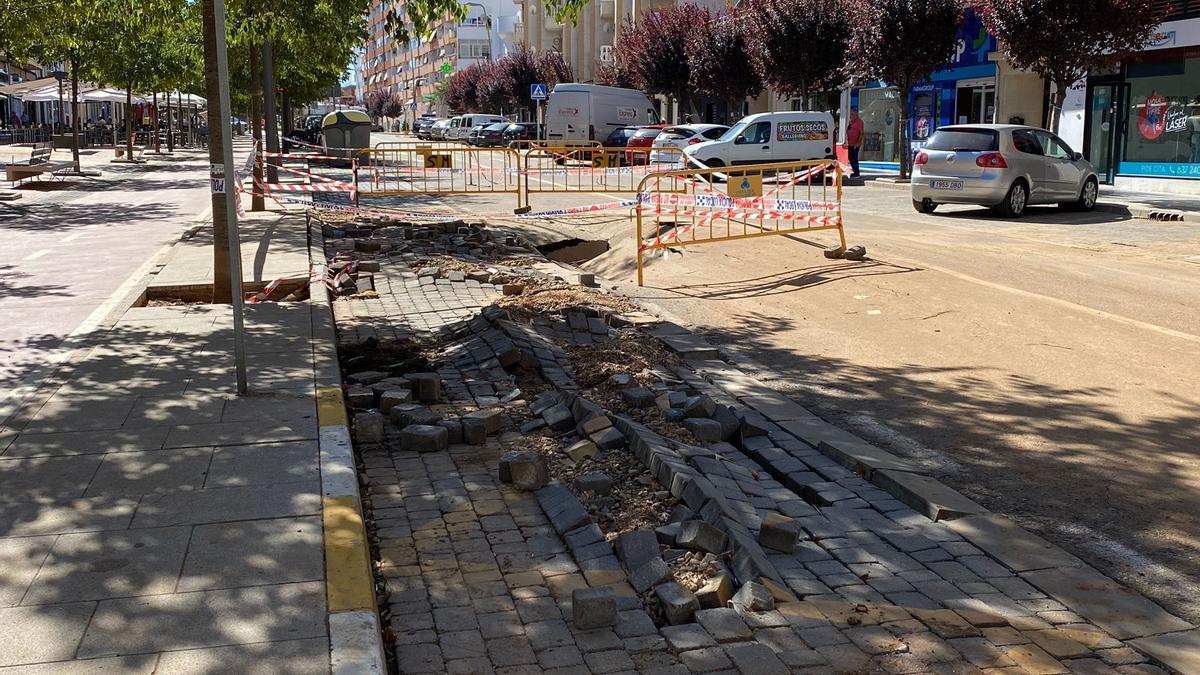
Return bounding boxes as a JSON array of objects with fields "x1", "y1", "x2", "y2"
[{"x1": 4, "y1": 143, "x2": 78, "y2": 184}]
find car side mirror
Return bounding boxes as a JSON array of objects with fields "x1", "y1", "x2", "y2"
[
  {"x1": 1072, "y1": 151, "x2": 1083, "y2": 161},
  {"x1": 733, "y1": 136, "x2": 745, "y2": 145}
]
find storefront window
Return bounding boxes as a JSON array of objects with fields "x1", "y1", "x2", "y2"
[
  {"x1": 859, "y1": 86, "x2": 901, "y2": 163},
  {"x1": 1122, "y1": 55, "x2": 1200, "y2": 178}
]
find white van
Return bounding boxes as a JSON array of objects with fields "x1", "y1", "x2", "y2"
[
  {"x1": 545, "y1": 84, "x2": 660, "y2": 142},
  {"x1": 446, "y1": 114, "x2": 508, "y2": 141},
  {"x1": 684, "y1": 111, "x2": 836, "y2": 167}
]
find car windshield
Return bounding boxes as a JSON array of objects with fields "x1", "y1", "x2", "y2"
[
  {"x1": 718, "y1": 122, "x2": 748, "y2": 143},
  {"x1": 925, "y1": 128, "x2": 999, "y2": 152},
  {"x1": 660, "y1": 127, "x2": 690, "y2": 138}
]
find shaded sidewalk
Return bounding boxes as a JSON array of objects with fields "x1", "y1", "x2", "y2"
[{"x1": 0, "y1": 302, "x2": 330, "y2": 672}]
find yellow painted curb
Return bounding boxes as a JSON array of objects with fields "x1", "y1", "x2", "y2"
[
  {"x1": 317, "y1": 385, "x2": 349, "y2": 428},
  {"x1": 324, "y1": 495, "x2": 376, "y2": 613}
]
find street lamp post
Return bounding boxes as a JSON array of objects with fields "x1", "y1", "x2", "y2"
[
  {"x1": 463, "y1": 2, "x2": 494, "y2": 61},
  {"x1": 51, "y1": 63, "x2": 67, "y2": 134}
]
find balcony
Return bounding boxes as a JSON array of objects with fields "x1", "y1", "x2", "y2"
[{"x1": 599, "y1": 0, "x2": 614, "y2": 19}]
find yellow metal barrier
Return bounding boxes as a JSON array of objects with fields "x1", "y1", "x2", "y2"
[
  {"x1": 521, "y1": 146, "x2": 687, "y2": 206},
  {"x1": 635, "y1": 159, "x2": 847, "y2": 286},
  {"x1": 354, "y1": 146, "x2": 522, "y2": 209},
  {"x1": 507, "y1": 139, "x2": 602, "y2": 151}
]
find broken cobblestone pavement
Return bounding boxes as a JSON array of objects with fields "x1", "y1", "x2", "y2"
[{"x1": 315, "y1": 210, "x2": 1198, "y2": 674}]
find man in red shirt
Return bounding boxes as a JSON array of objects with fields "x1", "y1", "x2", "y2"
[{"x1": 846, "y1": 108, "x2": 864, "y2": 178}]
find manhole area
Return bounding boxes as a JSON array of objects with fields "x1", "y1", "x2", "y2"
[{"x1": 536, "y1": 238, "x2": 610, "y2": 265}]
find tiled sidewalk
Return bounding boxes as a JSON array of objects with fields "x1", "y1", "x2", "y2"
[{"x1": 0, "y1": 303, "x2": 329, "y2": 672}]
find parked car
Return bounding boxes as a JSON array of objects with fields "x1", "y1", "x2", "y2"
[
  {"x1": 502, "y1": 123, "x2": 544, "y2": 143},
  {"x1": 473, "y1": 122, "x2": 511, "y2": 147},
  {"x1": 649, "y1": 123, "x2": 728, "y2": 164},
  {"x1": 466, "y1": 124, "x2": 489, "y2": 146},
  {"x1": 446, "y1": 113, "x2": 508, "y2": 142},
  {"x1": 684, "y1": 111, "x2": 834, "y2": 168},
  {"x1": 413, "y1": 117, "x2": 439, "y2": 139},
  {"x1": 230, "y1": 116, "x2": 248, "y2": 135},
  {"x1": 284, "y1": 114, "x2": 323, "y2": 151},
  {"x1": 430, "y1": 119, "x2": 453, "y2": 140},
  {"x1": 545, "y1": 83, "x2": 659, "y2": 142},
  {"x1": 625, "y1": 124, "x2": 671, "y2": 165},
  {"x1": 603, "y1": 126, "x2": 639, "y2": 148},
  {"x1": 911, "y1": 124, "x2": 1098, "y2": 217}
]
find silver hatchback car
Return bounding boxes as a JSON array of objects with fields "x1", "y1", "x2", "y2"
[{"x1": 911, "y1": 124, "x2": 1099, "y2": 217}]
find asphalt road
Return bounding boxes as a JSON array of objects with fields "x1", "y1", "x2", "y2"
[
  {"x1": 0, "y1": 148, "x2": 213, "y2": 418},
  {"x1": 351, "y1": 141, "x2": 1200, "y2": 623}
]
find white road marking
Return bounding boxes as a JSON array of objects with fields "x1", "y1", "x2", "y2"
[
  {"x1": 867, "y1": 309, "x2": 882, "y2": 315},
  {"x1": 61, "y1": 232, "x2": 84, "y2": 242},
  {"x1": 890, "y1": 254, "x2": 1200, "y2": 346},
  {"x1": 22, "y1": 249, "x2": 50, "y2": 261},
  {"x1": 854, "y1": 295, "x2": 870, "y2": 300}
]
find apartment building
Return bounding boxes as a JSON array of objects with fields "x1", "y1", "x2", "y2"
[{"x1": 359, "y1": 0, "x2": 521, "y2": 119}]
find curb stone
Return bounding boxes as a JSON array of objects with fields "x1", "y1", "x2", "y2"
[{"x1": 310, "y1": 217, "x2": 387, "y2": 674}]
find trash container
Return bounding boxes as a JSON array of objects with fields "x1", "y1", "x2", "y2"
[{"x1": 321, "y1": 109, "x2": 371, "y2": 166}]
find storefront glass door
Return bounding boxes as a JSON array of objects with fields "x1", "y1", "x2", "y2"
[
  {"x1": 1085, "y1": 83, "x2": 1122, "y2": 183},
  {"x1": 955, "y1": 82, "x2": 996, "y2": 125}
]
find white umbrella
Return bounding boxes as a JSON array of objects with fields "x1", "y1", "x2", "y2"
[
  {"x1": 83, "y1": 88, "x2": 142, "y2": 104},
  {"x1": 14, "y1": 84, "x2": 62, "y2": 102}
]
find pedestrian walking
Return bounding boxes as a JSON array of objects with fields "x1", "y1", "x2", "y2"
[{"x1": 847, "y1": 108, "x2": 864, "y2": 178}]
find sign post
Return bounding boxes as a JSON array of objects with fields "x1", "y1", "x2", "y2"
[{"x1": 531, "y1": 84, "x2": 547, "y2": 141}]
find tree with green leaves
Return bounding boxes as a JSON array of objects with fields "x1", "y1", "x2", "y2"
[
  {"x1": 687, "y1": 10, "x2": 763, "y2": 121},
  {"x1": 975, "y1": 0, "x2": 1162, "y2": 132},
  {"x1": 745, "y1": 0, "x2": 850, "y2": 107},
  {"x1": 849, "y1": 0, "x2": 962, "y2": 178},
  {"x1": 616, "y1": 5, "x2": 708, "y2": 123}
]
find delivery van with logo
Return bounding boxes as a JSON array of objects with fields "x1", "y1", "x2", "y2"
[
  {"x1": 545, "y1": 84, "x2": 660, "y2": 142},
  {"x1": 684, "y1": 111, "x2": 835, "y2": 167}
]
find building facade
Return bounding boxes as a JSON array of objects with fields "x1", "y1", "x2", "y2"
[
  {"x1": 1060, "y1": 3, "x2": 1200, "y2": 193},
  {"x1": 359, "y1": 0, "x2": 520, "y2": 124}
]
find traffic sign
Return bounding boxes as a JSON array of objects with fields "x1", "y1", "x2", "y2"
[
  {"x1": 440, "y1": 63, "x2": 453, "y2": 74},
  {"x1": 530, "y1": 83, "x2": 548, "y2": 100},
  {"x1": 409, "y1": 102, "x2": 417, "y2": 110}
]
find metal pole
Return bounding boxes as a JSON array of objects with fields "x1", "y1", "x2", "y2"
[
  {"x1": 262, "y1": 41, "x2": 279, "y2": 182},
  {"x1": 213, "y1": 0, "x2": 248, "y2": 394}
]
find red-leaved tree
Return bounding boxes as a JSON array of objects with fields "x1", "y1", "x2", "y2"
[
  {"x1": 687, "y1": 9, "x2": 763, "y2": 120},
  {"x1": 745, "y1": 0, "x2": 851, "y2": 107},
  {"x1": 594, "y1": 59, "x2": 639, "y2": 89},
  {"x1": 616, "y1": 5, "x2": 708, "y2": 122},
  {"x1": 849, "y1": 0, "x2": 962, "y2": 178},
  {"x1": 494, "y1": 45, "x2": 575, "y2": 119},
  {"x1": 975, "y1": 0, "x2": 1163, "y2": 132}
]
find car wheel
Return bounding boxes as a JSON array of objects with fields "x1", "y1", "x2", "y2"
[
  {"x1": 1076, "y1": 177, "x2": 1098, "y2": 211},
  {"x1": 994, "y1": 180, "x2": 1028, "y2": 217},
  {"x1": 913, "y1": 198, "x2": 938, "y2": 214}
]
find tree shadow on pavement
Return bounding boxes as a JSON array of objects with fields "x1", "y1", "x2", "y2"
[
  {"x1": 0, "y1": 305, "x2": 328, "y2": 672},
  {"x1": 0, "y1": 265, "x2": 72, "y2": 300},
  {"x1": 646, "y1": 259, "x2": 922, "y2": 301},
  {"x1": 690, "y1": 310, "x2": 1200, "y2": 623},
  {"x1": 0, "y1": 201, "x2": 175, "y2": 233}
]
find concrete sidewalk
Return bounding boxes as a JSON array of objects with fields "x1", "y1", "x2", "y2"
[
  {"x1": 0, "y1": 206, "x2": 375, "y2": 672},
  {"x1": 0, "y1": 302, "x2": 329, "y2": 672}
]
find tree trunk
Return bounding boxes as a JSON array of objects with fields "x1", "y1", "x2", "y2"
[
  {"x1": 202, "y1": 0, "x2": 232, "y2": 303},
  {"x1": 897, "y1": 82, "x2": 911, "y2": 180},
  {"x1": 249, "y1": 45, "x2": 264, "y2": 211},
  {"x1": 70, "y1": 54, "x2": 80, "y2": 170},
  {"x1": 125, "y1": 85, "x2": 134, "y2": 160},
  {"x1": 1049, "y1": 82, "x2": 1068, "y2": 135},
  {"x1": 153, "y1": 93, "x2": 160, "y2": 153},
  {"x1": 168, "y1": 91, "x2": 175, "y2": 152},
  {"x1": 282, "y1": 92, "x2": 292, "y2": 134}
]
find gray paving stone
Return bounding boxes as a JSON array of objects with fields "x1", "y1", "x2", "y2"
[
  {"x1": 538, "y1": 644, "x2": 584, "y2": 668},
  {"x1": 680, "y1": 646, "x2": 732, "y2": 673},
  {"x1": 696, "y1": 608, "x2": 752, "y2": 643},
  {"x1": 572, "y1": 587, "x2": 616, "y2": 630},
  {"x1": 724, "y1": 643, "x2": 788, "y2": 675},
  {"x1": 177, "y1": 516, "x2": 323, "y2": 591},
  {"x1": 947, "y1": 515, "x2": 1082, "y2": 573},
  {"x1": 583, "y1": 648, "x2": 636, "y2": 673},
  {"x1": 0, "y1": 602, "x2": 97, "y2": 667},
  {"x1": 76, "y1": 581, "x2": 325, "y2": 658},
  {"x1": 630, "y1": 557, "x2": 673, "y2": 594},
  {"x1": 657, "y1": 582, "x2": 700, "y2": 625},
  {"x1": 151, "y1": 636, "x2": 329, "y2": 674},
  {"x1": 615, "y1": 529, "x2": 661, "y2": 570},
  {"x1": 395, "y1": 642, "x2": 444, "y2": 673},
  {"x1": 614, "y1": 610, "x2": 658, "y2": 639},
  {"x1": 661, "y1": 624, "x2": 718, "y2": 652},
  {"x1": 1021, "y1": 566, "x2": 1191, "y2": 640},
  {"x1": 129, "y1": 482, "x2": 321, "y2": 528},
  {"x1": 525, "y1": 619, "x2": 576, "y2": 651}
]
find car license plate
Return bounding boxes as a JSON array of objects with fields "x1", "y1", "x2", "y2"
[{"x1": 931, "y1": 179, "x2": 963, "y2": 190}]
